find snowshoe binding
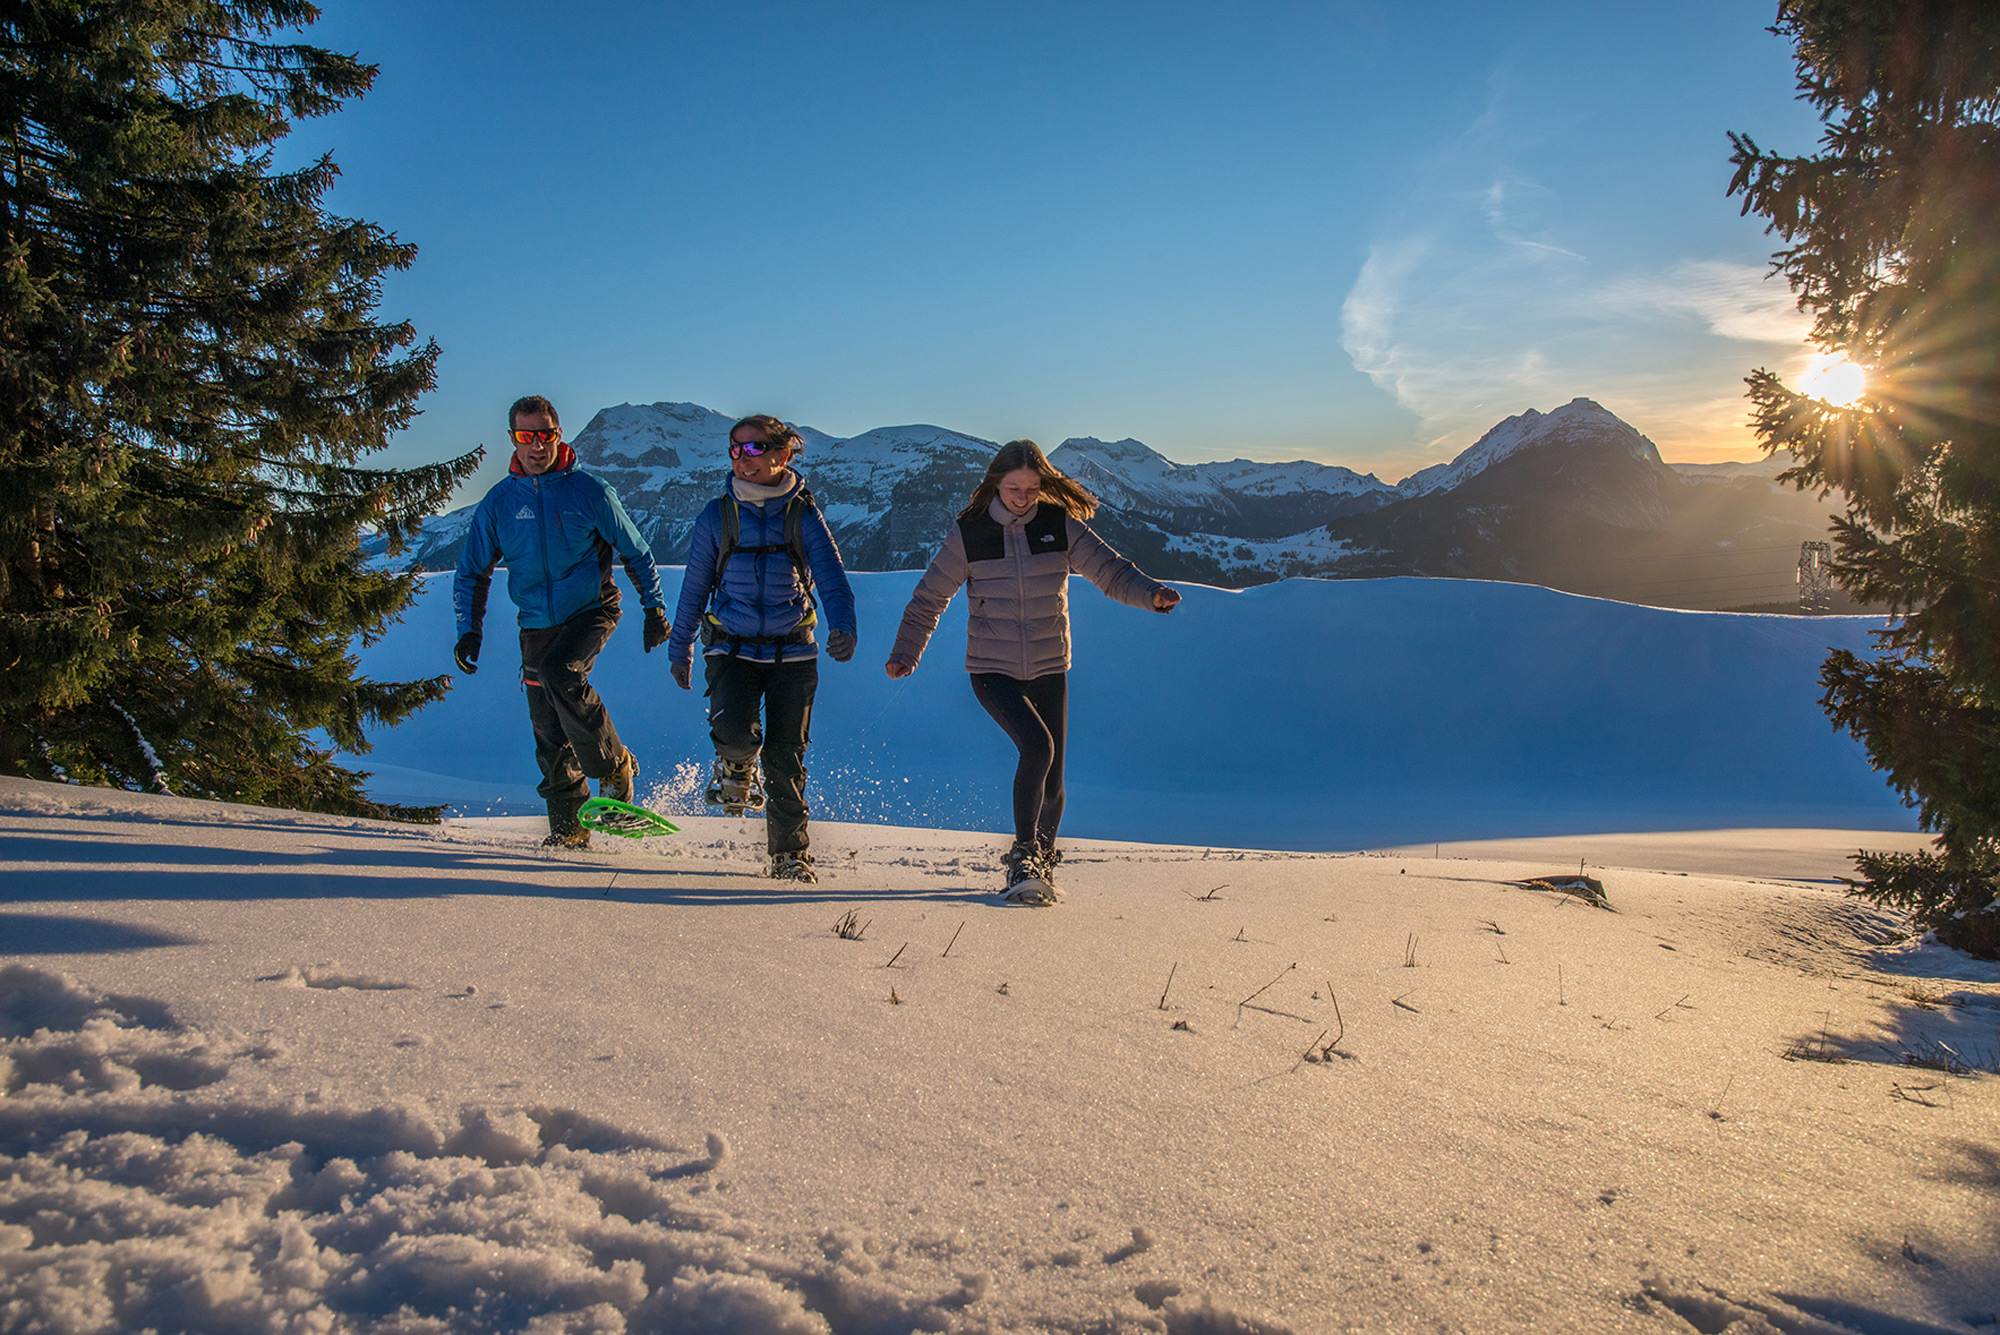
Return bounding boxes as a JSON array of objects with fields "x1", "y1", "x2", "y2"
[
  {"x1": 1000, "y1": 841, "x2": 1059, "y2": 907},
  {"x1": 704, "y1": 758, "x2": 764, "y2": 817},
  {"x1": 579, "y1": 797, "x2": 679, "y2": 839},
  {"x1": 602, "y1": 747, "x2": 639, "y2": 804}
]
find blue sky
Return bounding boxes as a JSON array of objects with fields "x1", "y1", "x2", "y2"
[{"x1": 286, "y1": 1, "x2": 1825, "y2": 501}]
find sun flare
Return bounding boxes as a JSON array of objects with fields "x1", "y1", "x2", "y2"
[{"x1": 1796, "y1": 352, "x2": 1867, "y2": 407}]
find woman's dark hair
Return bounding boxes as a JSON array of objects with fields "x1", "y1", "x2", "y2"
[
  {"x1": 731, "y1": 413, "x2": 805, "y2": 455},
  {"x1": 960, "y1": 440, "x2": 1098, "y2": 520}
]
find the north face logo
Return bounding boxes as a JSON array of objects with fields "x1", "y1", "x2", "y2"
[
  {"x1": 1036, "y1": 533, "x2": 1058, "y2": 544},
  {"x1": 515, "y1": 506, "x2": 535, "y2": 520}
]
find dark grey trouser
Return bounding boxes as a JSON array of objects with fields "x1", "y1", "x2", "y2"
[
  {"x1": 971, "y1": 671, "x2": 1067, "y2": 849},
  {"x1": 705, "y1": 654, "x2": 816, "y2": 855},
  {"x1": 521, "y1": 603, "x2": 624, "y2": 832}
]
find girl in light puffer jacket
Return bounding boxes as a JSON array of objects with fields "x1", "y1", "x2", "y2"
[{"x1": 887, "y1": 441, "x2": 1180, "y2": 904}]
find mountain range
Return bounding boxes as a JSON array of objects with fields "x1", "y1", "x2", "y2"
[{"x1": 379, "y1": 397, "x2": 1854, "y2": 612}]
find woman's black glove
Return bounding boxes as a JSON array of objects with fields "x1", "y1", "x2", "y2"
[
  {"x1": 454, "y1": 632, "x2": 481, "y2": 674},
  {"x1": 826, "y1": 628, "x2": 856, "y2": 663}
]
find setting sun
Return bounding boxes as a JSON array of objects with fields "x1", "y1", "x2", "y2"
[{"x1": 1796, "y1": 352, "x2": 1868, "y2": 406}]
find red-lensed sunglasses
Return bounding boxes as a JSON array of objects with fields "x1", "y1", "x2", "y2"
[
  {"x1": 729, "y1": 440, "x2": 784, "y2": 458},
  {"x1": 511, "y1": 428, "x2": 560, "y2": 446}
]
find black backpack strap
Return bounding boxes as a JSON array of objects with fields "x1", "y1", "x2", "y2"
[
  {"x1": 703, "y1": 493, "x2": 741, "y2": 643},
  {"x1": 715, "y1": 493, "x2": 740, "y2": 574}
]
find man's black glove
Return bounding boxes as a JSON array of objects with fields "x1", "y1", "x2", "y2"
[
  {"x1": 643, "y1": 607, "x2": 669, "y2": 653},
  {"x1": 826, "y1": 628, "x2": 856, "y2": 663},
  {"x1": 671, "y1": 659, "x2": 692, "y2": 691},
  {"x1": 454, "y1": 631, "x2": 481, "y2": 675}
]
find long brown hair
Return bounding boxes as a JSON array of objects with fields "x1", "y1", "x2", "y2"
[{"x1": 959, "y1": 440, "x2": 1098, "y2": 520}]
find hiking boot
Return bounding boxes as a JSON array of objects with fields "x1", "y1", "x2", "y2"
[
  {"x1": 541, "y1": 825, "x2": 590, "y2": 851},
  {"x1": 602, "y1": 747, "x2": 638, "y2": 804},
  {"x1": 1000, "y1": 840, "x2": 1058, "y2": 906},
  {"x1": 771, "y1": 851, "x2": 817, "y2": 883},
  {"x1": 1037, "y1": 843, "x2": 1063, "y2": 890},
  {"x1": 704, "y1": 758, "x2": 764, "y2": 817}
]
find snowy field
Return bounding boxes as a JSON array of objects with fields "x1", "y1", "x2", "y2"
[
  {"x1": 4, "y1": 776, "x2": 1996, "y2": 1334},
  {"x1": 348, "y1": 572, "x2": 1914, "y2": 847}
]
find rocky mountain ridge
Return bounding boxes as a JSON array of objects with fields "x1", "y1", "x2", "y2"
[{"x1": 377, "y1": 397, "x2": 1848, "y2": 612}]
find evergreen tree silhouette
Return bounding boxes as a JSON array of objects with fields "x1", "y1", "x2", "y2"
[
  {"x1": 0, "y1": 1, "x2": 480, "y2": 818},
  {"x1": 1731, "y1": 0, "x2": 2000, "y2": 954}
]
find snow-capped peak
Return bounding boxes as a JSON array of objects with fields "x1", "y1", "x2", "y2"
[
  {"x1": 1396, "y1": 398, "x2": 1663, "y2": 497},
  {"x1": 1049, "y1": 438, "x2": 1392, "y2": 508}
]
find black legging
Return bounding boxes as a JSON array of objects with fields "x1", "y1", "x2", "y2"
[{"x1": 970, "y1": 672, "x2": 1067, "y2": 849}]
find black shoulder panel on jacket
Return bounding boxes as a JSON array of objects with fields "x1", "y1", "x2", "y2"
[
  {"x1": 959, "y1": 509, "x2": 1005, "y2": 564},
  {"x1": 1025, "y1": 504, "x2": 1070, "y2": 554}
]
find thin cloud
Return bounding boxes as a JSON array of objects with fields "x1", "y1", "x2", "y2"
[
  {"x1": 1595, "y1": 260, "x2": 1810, "y2": 344},
  {"x1": 1483, "y1": 179, "x2": 1587, "y2": 261},
  {"x1": 1340, "y1": 229, "x2": 1815, "y2": 464},
  {"x1": 1336, "y1": 75, "x2": 1821, "y2": 467}
]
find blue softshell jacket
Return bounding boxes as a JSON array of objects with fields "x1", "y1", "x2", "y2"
[
  {"x1": 666, "y1": 475, "x2": 857, "y2": 667},
  {"x1": 453, "y1": 460, "x2": 665, "y2": 635}
]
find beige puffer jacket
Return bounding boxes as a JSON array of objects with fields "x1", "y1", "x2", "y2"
[{"x1": 890, "y1": 498, "x2": 1168, "y2": 679}]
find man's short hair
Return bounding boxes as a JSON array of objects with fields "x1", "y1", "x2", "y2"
[
  {"x1": 509, "y1": 395, "x2": 560, "y2": 429},
  {"x1": 731, "y1": 414, "x2": 803, "y2": 454}
]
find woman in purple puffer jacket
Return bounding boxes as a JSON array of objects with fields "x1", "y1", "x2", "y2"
[{"x1": 887, "y1": 440, "x2": 1180, "y2": 905}]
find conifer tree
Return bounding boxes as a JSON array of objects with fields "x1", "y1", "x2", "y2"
[
  {"x1": 0, "y1": 1, "x2": 480, "y2": 818},
  {"x1": 1729, "y1": 0, "x2": 2000, "y2": 955}
]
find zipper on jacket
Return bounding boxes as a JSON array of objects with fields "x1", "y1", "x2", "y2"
[
  {"x1": 1014, "y1": 511, "x2": 1030, "y2": 668},
  {"x1": 534, "y1": 475, "x2": 554, "y2": 626}
]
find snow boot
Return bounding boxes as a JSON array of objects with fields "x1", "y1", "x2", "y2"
[
  {"x1": 541, "y1": 824, "x2": 590, "y2": 851},
  {"x1": 771, "y1": 850, "x2": 817, "y2": 883},
  {"x1": 542, "y1": 802, "x2": 590, "y2": 850},
  {"x1": 705, "y1": 757, "x2": 764, "y2": 817},
  {"x1": 1000, "y1": 840, "x2": 1058, "y2": 906},
  {"x1": 602, "y1": 747, "x2": 638, "y2": 804}
]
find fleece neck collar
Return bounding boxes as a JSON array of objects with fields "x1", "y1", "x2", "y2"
[
  {"x1": 509, "y1": 442, "x2": 577, "y2": 477},
  {"x1": 731, "y1": 473, "x2": 798, "y2": 506}
]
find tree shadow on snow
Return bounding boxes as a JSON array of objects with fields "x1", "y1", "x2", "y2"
[
  {"x1": 1647, "y1": 1141, "x2": 2000, "y2": 1331},
  {"x1": 615, "y1": 881, "x2": 998, "y2": 909},
  {"x1": 0, "y1": 911, "x2": 200, "y2": 954},
  {"x1": 0, "y1": 830, "x2": 558, "y2": 877},
  {"x1": 0, "y1": 833, "x2": 1000, "y2": 911},
  {"x1": 1784, "y1": 986, "x2": 2000, "y2": 1077}
]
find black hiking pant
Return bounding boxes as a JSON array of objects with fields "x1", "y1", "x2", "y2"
[
  {"x1": 521, "y1": 604, "x2": 625, "y2": 833},
  {"x1": 705, "y1": 653, "x2": 817, "y2": 855},
  {"x1": 971, "y1": 671, "x2": 1067, "y2": 850}
]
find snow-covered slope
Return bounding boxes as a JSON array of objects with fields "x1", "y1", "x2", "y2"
[
  {"x1": 375, "y1": 403, "x2": 1002, "y2": 572},
  {"x1": 1396, "y1": 397, "x2": 1664, "y2": 497},
  {"x1": 345, "y1": 571, "x2": 1909, "y2": 848},
  {"x1": 1051, "y1": 436, "x2": 1393, "y2": 517},
  {"x1": 369, "y1": 398, "x2": 1839, "y2": 611},
  {"x1": 2, "y1": 780, "x2": 1988, "y2": 1335}
]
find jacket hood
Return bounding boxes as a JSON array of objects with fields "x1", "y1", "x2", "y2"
[{"x1": 509, "y1": 442, "x2": 578, "y2": 477}]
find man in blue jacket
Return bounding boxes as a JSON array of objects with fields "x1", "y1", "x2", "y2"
[
  {"x1": 666, "y1": 414, "x2": 857, "y2": 883},
  {"x1": 453, "y1": 395, "x2": 669, "y2": 848}
]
